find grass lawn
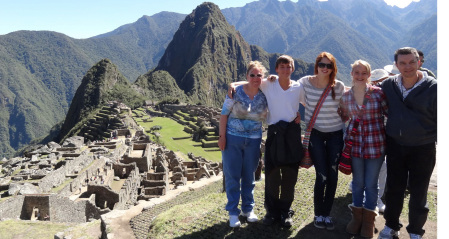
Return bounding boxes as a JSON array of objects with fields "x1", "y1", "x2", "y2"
[
  {"x1": 131, "y1": 169, "x2": 437, "y2": 239},
  {"x1": 0, "y1": 219, "x2": 102, "y2": 239},
  {"x1": 135, "y1": 116, "x2": 222, "y2": 163},
  {"x1": 0, "y1": 220, "x2": 75, "y2": 239}
]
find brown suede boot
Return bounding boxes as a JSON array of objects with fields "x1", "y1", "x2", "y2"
[
  {"x1": 360, "y1": 208, "x2": 378, "y2": 238},
  {"x1": 346, "y1": 204, "x2": 363, "y2": 235}
]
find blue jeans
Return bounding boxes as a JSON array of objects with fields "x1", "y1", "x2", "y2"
[
  {"x1": 352, "y1": 156, "x2": 384, "y2": 210},
  {"x1": 222, "y1": 133, "x2": 262, "y2": 216},
  {"x1": 309, "y1": 129, "x2": 344, "y2": 217}
]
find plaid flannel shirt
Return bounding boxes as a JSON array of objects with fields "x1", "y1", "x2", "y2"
[{"x1": 338, "y1": 85, "x2": 388, "y2": 159}]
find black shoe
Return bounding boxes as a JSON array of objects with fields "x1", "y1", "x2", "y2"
[
  {"x1": 281, "y1": 215, "x2": 293, "y2": 228},
  {"x1": 314, "y1": 216, "x2": 326, "y2": 229},
  {"x1": 324, "y1": 216, "x2": 334, "y2": 230},
  {"x1": 262, "y1": 213, "x2": 278, "y2": 225}
]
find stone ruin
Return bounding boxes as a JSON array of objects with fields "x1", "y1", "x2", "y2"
[
  {"x1": 0, "y1": 102, "x2": 225, "y2": 236},
  {"x1": 0, "y1": 134, "x2": 223, "y2": 224},
  {"x1": 122, "y1": 143, "x2": 152, "y2": 173}
]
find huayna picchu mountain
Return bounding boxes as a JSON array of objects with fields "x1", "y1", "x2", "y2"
[
  {"x1": 56, "y1": 59, "x2": 145, "y2": 143},
  {"x1": 136, "y1": 2, "x2": 315, "y2": 107},
  {"x1": 150, "y1": 2, "x2": 252, "y2": 107}
]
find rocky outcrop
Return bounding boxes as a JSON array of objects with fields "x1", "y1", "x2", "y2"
[{"x1": 56, "y1": 59, "x2": 145, "y2": 143}]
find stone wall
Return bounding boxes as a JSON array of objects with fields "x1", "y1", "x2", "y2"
[
  {"x1": 38, "y1": 153, "x2": 94, "y2": 193},
  {"x1": 115, "y1": 165, "x2": 141, "y2": 210},
  {"x1": 109, "y1": 162, "x2": 141, "y2": 209},
  {"x1": 0, "y1": 195, "x2": 25, "y2": 219},
  {"x1": 62, "y1": 156, "x2": 109, "y2": 197},
  {"x1": 49, "y1": 194, "x2": 87, "y2": 223},
  {"x1": 86, "y1": 185, "x2": 119, "y2": 210},
  {"x1": 122, "y1": 143, "x2": 151, "y2": 173},
  {"x1": 116, "y1": 129, "x2": 131, "y2": 137},
  {"x1": 21, "y1": 195, "x2": 50, "y2": 220},
  {"x1": 0, "y1": 194, "x2": 100, "y2": 223}
]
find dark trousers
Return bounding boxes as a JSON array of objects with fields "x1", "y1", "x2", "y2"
[
  {"x1": 264, "y1": 156, "x2": 299, "y2": 218},
  {"x1": 264, "y1": 128, "x2": 299, "y2": 218},
  {"x1": 384, "y1": 136, "x2": 436, "y2": 236},
  {"x1": 309, "y1": 129, "x2": 344, "y2": 217}
]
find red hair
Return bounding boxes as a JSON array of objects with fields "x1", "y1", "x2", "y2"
[{"x1": 314, "y1": 52, "x2": 338, "y2": 100}]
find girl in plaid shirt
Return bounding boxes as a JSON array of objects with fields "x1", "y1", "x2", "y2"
[{"x1": 339, "y1": 60, "x2": 388, "y2": 238}]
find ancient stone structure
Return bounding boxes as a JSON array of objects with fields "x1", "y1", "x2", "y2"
[
  {"x1": 0, "y1": 194, "x2": 100, "y2": 223},
  {"x1": 122, "y1": 143, "x2": 152, "y2": 173},
  {"x1": 0, "y1": 103, "x2": 225, "y2": 237}
]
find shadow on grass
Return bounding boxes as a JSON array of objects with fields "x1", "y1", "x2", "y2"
[
  {"x1": 292, "y1": 192, "x2": 364, "y2": 239},
  {"x1": 174, "y1": 218, "x2": 294, "y2": 239}
]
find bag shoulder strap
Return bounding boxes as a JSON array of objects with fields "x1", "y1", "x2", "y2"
[{"x1": 302, "y1": 83, "x2": 333, "y2": 148}]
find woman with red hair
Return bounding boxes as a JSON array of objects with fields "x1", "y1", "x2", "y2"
[{"x1": 298, "y1": 52, "x2": 345, "y2": 230}]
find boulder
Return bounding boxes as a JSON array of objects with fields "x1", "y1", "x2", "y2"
[
  {"x1": 47, "y1": 141, "x2": 61, "y2": 150},
  {"x1": 8, "y1": 182, "x2": 42, "y2": 196},
  {"x1": 62, "y1": 136, "x2": 85, "y2": 148}
]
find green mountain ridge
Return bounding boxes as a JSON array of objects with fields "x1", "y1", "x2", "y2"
[
  {"x1": 0, "y1": 14, "x2": 184, "y2": 158},
  {"x1": 55, "y1": 2, "x2": 315, "y2": 143},
  {"x1": 0, "y1": 0, "x2": 437, "y2": 158}
]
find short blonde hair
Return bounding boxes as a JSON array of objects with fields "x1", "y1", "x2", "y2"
[{"x1": 246, "y1": 61, "x2": 267, "y2": 77}]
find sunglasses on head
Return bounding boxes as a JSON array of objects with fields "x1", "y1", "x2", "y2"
[
  {"x1": 249, "y1": 74, "x2": 263, "y2": 78},
  {"x1": 317, "y1": 62, "x2": 333, "y2": 69}
]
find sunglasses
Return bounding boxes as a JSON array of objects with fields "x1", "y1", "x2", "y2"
[
  {"x1": 249, "y1": 74, "x2": 263, "y2": 78},
  {"x1": 317, "y1": 62, "x2": 333, "y2": 69}
]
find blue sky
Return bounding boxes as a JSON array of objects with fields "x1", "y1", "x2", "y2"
[{"x1": 1, "y1": 0, "x2": 420, "y2": 39}]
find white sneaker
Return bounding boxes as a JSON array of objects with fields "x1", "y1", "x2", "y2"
[
  {"x1": 348, "y1": 181, "x2": 353, "y2": 192},
  {"x1": 409, "y1": 233, "x2": 422, "y2": 239},
  {"x1": 377, "y1": 198, "x2": 386, "y2": 213},
  {"x1": 378, "y1": 225, "x2": 399, "y2": 239},
  {"x1": 229, "y1": 215, "x2": 241, "y2": 227},
  {"x1": 241, "y1": 210, "x2": 258, "y2": 222}
]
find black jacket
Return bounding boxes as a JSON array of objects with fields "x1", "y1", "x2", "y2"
[
  {"x1": 381, "y1": 75, "x2": 437, "y2": 146},
  {"x1": 266, "y1": 120, "x2": 304, "y2": 166}
]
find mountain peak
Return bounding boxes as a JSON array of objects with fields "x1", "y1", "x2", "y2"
[
  {"x1": 154, "y1": 2, "x2": 251, "y2": 106},
  {"x1": 56, "y1": 59, "x2": 143, "y2": 142}
]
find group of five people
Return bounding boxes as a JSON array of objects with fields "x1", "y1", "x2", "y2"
[{"x1": 218, "y1": 47, "x2": 437, "y2": 239}]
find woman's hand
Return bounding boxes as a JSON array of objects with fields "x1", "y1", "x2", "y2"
[
  {"x1": 227, "y1": 85, "x2": 236, "y2": 99},
  {"x1": 268, "y1": 75, "x2": 278, "y2": 82},
  {"x1": 218, "y1": 135, "x2": 226, "y2": 151},
  {"x1": 294, "y1": 112, "x2": 301, "y2": 124}
]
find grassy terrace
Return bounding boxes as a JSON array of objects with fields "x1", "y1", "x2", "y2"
[
  {"x1": 130, "y1": 109, "x2": 437, "y2": 239},
  {"x1": 131, "y1": 169, "x2": 437, "y2": 239},
  {"x1": 134, "y1": 115, "x2": 221, "y2": 162},
  {"x1": 0, "y1": 219, "x2": 101, "y2": 239}
]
